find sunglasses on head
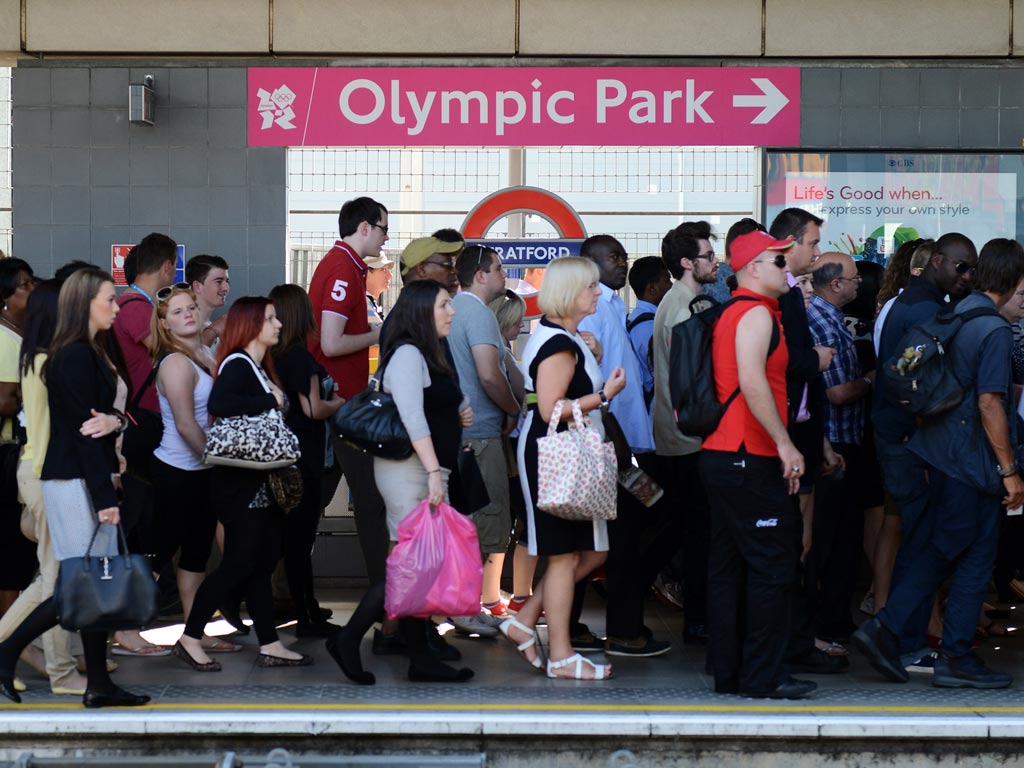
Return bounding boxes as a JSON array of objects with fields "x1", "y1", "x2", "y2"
[
  {"x1": 753, "y1": 254, "x2": 788, "y2": 269},
  {"x1": 156, "y1": 282, "x2": 191, "y2": 302}
]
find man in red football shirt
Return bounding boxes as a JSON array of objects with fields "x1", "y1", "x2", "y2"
[{"x1": 309, "y1": 197, "x2": 389, "y2": 585}]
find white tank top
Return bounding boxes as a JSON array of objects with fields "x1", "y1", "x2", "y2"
[{"x1": 154, "y1": 354, "x2": 214, "y2": 471}]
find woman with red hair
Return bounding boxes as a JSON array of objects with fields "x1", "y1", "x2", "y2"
[{"x1": 173, "y1": 297, "x2": 311, "y2": 672}]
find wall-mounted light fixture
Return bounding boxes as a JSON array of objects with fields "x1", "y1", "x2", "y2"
[{"x1": 129, "y1": 75, "x2": 154, "y2": 126}]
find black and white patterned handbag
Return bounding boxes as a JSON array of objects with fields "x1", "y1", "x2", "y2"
[{"x1": 203, "y1": 353, "x2": 301, "y2": 470}]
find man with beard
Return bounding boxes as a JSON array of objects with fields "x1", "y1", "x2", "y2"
[{"x1": 650, "y1": 220, "x2": 719, "y2": 643}]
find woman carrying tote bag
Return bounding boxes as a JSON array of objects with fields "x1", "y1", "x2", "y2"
[
  {"x1": 174, "y1": 297, "x2": 311, "y2": 672},
  {"x1": 0, "y1": 269, "x2": 149, "y2": 709}
]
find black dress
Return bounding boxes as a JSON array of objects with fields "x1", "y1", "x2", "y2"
[{"x1": 519, "y1": 318, "x2": 607, "y2": 557}]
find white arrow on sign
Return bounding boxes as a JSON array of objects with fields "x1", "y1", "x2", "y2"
[{"x1": 732, "y1": 78, "x2": 789, "y2": 125}]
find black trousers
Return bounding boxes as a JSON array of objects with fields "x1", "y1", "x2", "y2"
[
  {"x1": 701, "y1": 449, "x2": 800, "y2": 695},
  {"x1": 283, "y1": 469, "x2": 325, "y2": 624},
  {"x1": 323, "y1": 437, "x2": 388, "y2": 585},
  {"x1": 605, "y1": 453, "x2": 685, "y2": 638},
  {"x1": 185, "y1": 501, "x2": 285, "y2": 646}
]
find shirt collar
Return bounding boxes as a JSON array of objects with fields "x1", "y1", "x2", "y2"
[
  {"x1": 334, "y1": 240, "x2": 368, "y2": 276},
  {"x1": 632, "y1": 299, "x2": 659, "y2": 315},
  {"x1": 810, "y1": 292, "x2": 846, "y2": 322},
  {"x1": 598, "y1": 282, "x2": 617, "y2": 303},
  {"x1": 460, "y1": 290, "x2": 487, "y2": 307}
]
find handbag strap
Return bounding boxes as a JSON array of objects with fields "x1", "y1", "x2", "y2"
[
  {"x1": 545, "y1": 398, "x2": 587, "y2": 436},
  {"x1": 219, "y1": 352, "x2": 272, "y2": 394},
  {"x1": 85, "y1": 521, "x2": 130, "y2": 560}
]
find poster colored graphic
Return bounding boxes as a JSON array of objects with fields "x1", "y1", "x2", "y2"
[{"x1": 765, "y1": 153, "x2": 1024, "y2": 264}]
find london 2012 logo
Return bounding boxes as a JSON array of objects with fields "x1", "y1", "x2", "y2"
[{"x1": 256, "y1": 85, "x2": 297, "y2": 130}]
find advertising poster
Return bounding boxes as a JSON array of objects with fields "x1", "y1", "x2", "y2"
[{"x1": 765, "y1": 153, "x2": 1024, "y2": 264}]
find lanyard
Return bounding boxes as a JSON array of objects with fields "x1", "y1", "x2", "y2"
[{"x1": 128, "y1": 284, "x2": 154, "y2": 305}]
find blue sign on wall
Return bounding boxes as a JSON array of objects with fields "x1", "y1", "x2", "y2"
[
  {"x1": 175, "y1": 244, "x2": 186, "y2": 283},
  {"x1": 465, "y1": 239, "x2": 584, "y2": 268}
]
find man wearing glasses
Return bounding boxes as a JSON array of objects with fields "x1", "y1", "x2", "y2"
[
  {"x1": 804, "y1": 252, "x2": 874, "y2": 647},
  {"x1": 701, "y1": 229, "x2": 816, "y2": 699},
  {"x1": 398, "y1": 236, "x2": 463, "y2": 295},
  {"x1": 861, "y1": 232, "x2": 977, "y2": 677},
  {"x1": 310, "y1": 197, "x2": 389, "y2": 588},
  {"x1": 651, "y1": 221, "x2": 719, "y2": 645}
]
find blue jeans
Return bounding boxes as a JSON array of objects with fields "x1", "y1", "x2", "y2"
[
  {"x1": 875, "y1": 437, "x2": 932, "y2": 657},
  {"x1": 877, "y1": 467, "x2": 1002, "y2": 658}
]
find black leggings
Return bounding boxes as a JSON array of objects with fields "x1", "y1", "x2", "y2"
[
  {"x1": 150, "y1": 457, "x2": 216, "y2": 573},
  {"x1": 282, "y1": 470, "x2": 324, "y2": 624},
  {"x1": 185, "y1": 501, "x2": 284, "y2": 645}
]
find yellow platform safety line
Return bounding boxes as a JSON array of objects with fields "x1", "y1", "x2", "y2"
[{"x1": 3, "y1": 702, "x2": 1024, "y2": 715}]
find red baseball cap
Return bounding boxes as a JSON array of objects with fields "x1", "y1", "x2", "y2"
[{"x1": 730, "y1": 231, "x2": 795, "y2": 272}]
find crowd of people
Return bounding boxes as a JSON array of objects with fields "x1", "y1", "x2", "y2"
[{"x1": 0, "y1": 196, "x2": 1022, "y2": 706}]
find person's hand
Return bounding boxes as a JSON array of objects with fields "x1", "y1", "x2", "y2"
[
  {"x1": 459, "y1": 404, "x2": 474, "y2": 428},
  {"x1": 814, "y1": 346, "x2": 836, "y2": 372},
  {"x1": 96, "y1": 506, "x2": 121, "y2": 526},
  {"x1": 427, "y1": 470, "x2": 445, "y2": 508},
  {"x1": 821, "y1": 441, "x2": 845, "y2": 476},
  {"x1": 80, "y1": 409, "x2": 120, "y2": 438},
  {"x1": 778, "y1": 440, "x2": 805, "y2": 495},
  {"x1": 580, "y1": 331, "x2": 603, "y2": 363},
  {"x1": 1003, "y1": 473, "x2": 1024, "y2": 509},
  {"x1": 603, "y1": 367, "x2": 627, "y2": 400}
]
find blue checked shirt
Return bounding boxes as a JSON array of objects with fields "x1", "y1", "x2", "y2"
[{"x1": 806, "y1": 294, "x2": 865, "y2": 445}]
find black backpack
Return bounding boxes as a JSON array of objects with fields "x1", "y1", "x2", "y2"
[
  {"x1": 668, "y1": 295, "x2": 779, "y2": 438},
  {"x1": 883, "y1": 305, "x2": 1001, "y2": 417}
]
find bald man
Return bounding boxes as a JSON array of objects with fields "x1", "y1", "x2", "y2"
[{"x1": 803, "y1": 252, "x2": 875, "y2": 643}]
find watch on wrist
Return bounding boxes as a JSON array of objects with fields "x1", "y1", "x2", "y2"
[
  {"x1": 999, "y1": 462, "x2": 1019, "y2": 478},
  {"x1": 598, "y1": 388, "x2": 609, "y2": 407}
]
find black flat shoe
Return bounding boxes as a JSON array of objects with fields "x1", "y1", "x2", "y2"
[
  {"x1": 256, "y1": 652, "x2": 313, "y2": 668},
  {"x1": 172, "y1": 641, "x2": 222, "y2": 672},
  {"x1": 407, "y1": 659, "x2": 474, "y2": 683},
  {"x1": 295, "y1": 621, "x2": 339, "y2": 639},
  {"x1": 744, "y1": 678, "x2": 817, "y2": 700},
  {"x1": 326, "y1": 629, "x2": 375, "y2": 685},
  {"x1": 83, "y1": 687, "x2": 150, "y2": 709},
  {"x1": 0, "y1": 675, "x2": 21, "y2": 704}
]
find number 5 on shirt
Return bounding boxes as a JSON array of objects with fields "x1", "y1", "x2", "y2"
[{"x1": 331, "y1": 280, "x2": 349, "y2": 301}]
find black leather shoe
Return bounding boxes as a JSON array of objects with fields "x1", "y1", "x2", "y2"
[
  {"x1": 745, "y1": 677, "x2": 817, "y2": 700},
  {"x1": 325, "y1": 629, "x2": 375, "y2": 685},
  {"x1": 852, "y1": 617, "x2": 909, "y2": 683},
  {"x1": 83, "y1": 687, "x2": 150, "y2": 709},
  {"x1": 0, "y1": 676, "x2": 21, "y2": 704},
  {"x1": 933, "y1": 652, "x2": 1013, "y2": 689},
  {"x1": 425, "y1": 621, "x2": 461, "y2": 662},
  {"x1": 372, "y1": 628, "x2": 408, "y2": 656},
  {"x1": 786, "y1": 647, "x2": 850, "y2": 674}
]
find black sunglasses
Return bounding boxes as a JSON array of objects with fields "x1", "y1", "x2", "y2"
[
  {"x1": 156, "y1": 282, "x2": 192, "y2": 302},
  {"x1": 954, "y1": 261, "x2": 976, "y2": 276},
  {"x1": 752, "y1": 254, "x2": 788, "y2": 269}
]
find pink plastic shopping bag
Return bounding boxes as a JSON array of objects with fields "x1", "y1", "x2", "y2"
[{"x1": 385, "y1": 500, "x2": 483, "y2": 619}]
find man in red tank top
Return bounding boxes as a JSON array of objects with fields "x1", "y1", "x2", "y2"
[{"x1": 700, "y1": 229, "x2": 817, "y2": 700}]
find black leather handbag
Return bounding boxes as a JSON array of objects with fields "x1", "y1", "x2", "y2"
[
  {"x1": 121, "y1": 361, "x2": 163, "y2": 481},
  {"x1": 332, "y1": 352, "x2": 412, "y2": 460},
  {"x1": 54, "y1": 523, "x2": 159, "y2": 632}
]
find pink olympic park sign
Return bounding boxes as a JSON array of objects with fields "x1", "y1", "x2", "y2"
[{"x1": 248, "y1": 67, "x2": 800, "y2": 147}]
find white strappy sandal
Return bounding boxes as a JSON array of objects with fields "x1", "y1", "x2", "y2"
[
  {"x1": 498, "y1": 617, "x2": 544, "y2": 670},
  {"x1": 546, "y1": 653, "x2": 613, "y2": 680}
]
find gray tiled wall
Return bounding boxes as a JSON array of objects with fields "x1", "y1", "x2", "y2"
[
  {"x1": 11, "y1": 65, "x2": 286, "y2": 299},
  {"x1": 800, "y1": 66, "x2": 1024, "y2": 150}
]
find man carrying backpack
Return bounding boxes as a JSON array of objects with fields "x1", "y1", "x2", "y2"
[
  {"x1": 866, "y1": 233, "x2": 977, "y2": 675},
  {"x1": 626, "y1": 257, "x2": 671, "y2": 412},
  {"x1": 855, "y1": 240, "x2": 1024, "y2": 689},
  {"x1": 651, "y1": 221, "x2": 718, "y2": 643},
  {"x1": 700, "y1": 229, "x2": 816, "y2": 700}
]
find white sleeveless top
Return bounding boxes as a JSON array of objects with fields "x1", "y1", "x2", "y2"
[{"x1": 154, "y1": 354, "x2": 213, "y2": 471}]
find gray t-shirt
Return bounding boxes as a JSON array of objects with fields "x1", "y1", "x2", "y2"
[{"x1": 449, "y1": 292, "x2": 507, "y2": 439}]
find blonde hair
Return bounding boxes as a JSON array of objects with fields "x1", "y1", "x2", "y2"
[
  {"x1": 488, "y1": 289, "x2": 526, "y2": 336},
  {"x1": 909, "y1": 239, "x2": 935, "y2": 274},
  {"x1": 537, "y1": 257, "x2": 599, "y2": 317}
]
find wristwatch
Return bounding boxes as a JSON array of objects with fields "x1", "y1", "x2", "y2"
[
  {"x1": 598, "y1": 388, "x2": 609, "y2": 407},
  {"x1": 998, "y1": 461, "x2": 1019, "y2": 478}
]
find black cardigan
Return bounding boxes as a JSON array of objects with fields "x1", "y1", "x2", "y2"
[{"x1": 41, "y1": 341, "x2": 119, "y2": 510}]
